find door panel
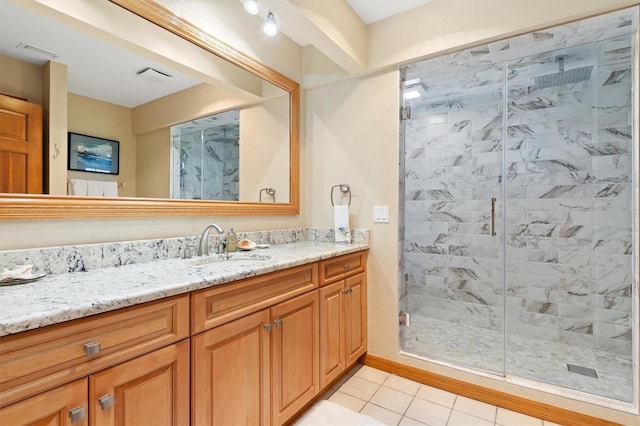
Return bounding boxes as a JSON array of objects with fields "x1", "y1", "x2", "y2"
[
  {"x1": 271, "y1": 290, "x2": 318, "y2": 425},
  {"x1": 319, "y1": 280, "x2": 344, "y2": 388},
  {"x1": 345, "y1": 273, "x2": 367, "y2": 366},
  {"x1": 90, "y1": 340, "x2": 189, "y2": 426},
  {"x1": 0, "y1": 94, "x2": 42, "y2": 193},
  {"x1": 191, "y1": 309, "x2": 270, "y2": 426},
  {"x1": 504, "y1": 37, "x2": 636, "y2": 402},
  {"x1": 0, "y1": 378, "x2": 87, "y2": 426},
  {"x1": 401, "y1": 59, "x2": 505, "y2": 374}
]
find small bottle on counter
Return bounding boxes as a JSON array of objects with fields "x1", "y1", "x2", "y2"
[{"x1": 226, "y1": 228, "x2": 237, "y2": 252}]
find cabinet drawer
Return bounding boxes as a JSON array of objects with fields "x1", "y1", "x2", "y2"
[
  {"x1": 319, "y1": 251, "x2": 367, "y2": 285},
  {"x1": 192, "y1": 263, "x2": 318, "y2": 333},
  {"x1": 0, "y1": 295, "x2": 189, "y2": 408}
]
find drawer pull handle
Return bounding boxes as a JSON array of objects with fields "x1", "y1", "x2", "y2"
[
  {"x1": 273, "y1": 319, "x2": 282, "y2": 327},
  {"x1": 99, "y1": 394, "x2": 115, "y2": 410},
  {"x1": 84, "y1": 342, "x2": 101, "y2": 356},
  {"x1": 342, "y1": 289, "x2": 349, "y2": 295},
  {"x1": 264, "y1": 323, "x2": 273, "y2": 332},
  {"x1": 344, "y1": 264, "x2": 351, "y2": 270},
  {"x1": 69, "y1": 406, "x2": 87, "y2": 423}
]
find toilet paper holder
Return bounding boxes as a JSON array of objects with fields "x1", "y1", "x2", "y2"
[{"x1": 331, "y1": 183, "x2": 351, "y2": 206}]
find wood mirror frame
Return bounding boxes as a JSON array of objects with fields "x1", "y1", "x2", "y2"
[{"x1": 0, "y1": 0, "x2": 299, "y2": 219}]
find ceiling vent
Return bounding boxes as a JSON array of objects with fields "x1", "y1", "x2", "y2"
[
  {"x1": 17, "y1": 42, "x2": 57, "y2": 60},
  {"x1": 136, "y1": 67, "x2": 173, "y2": 83}
]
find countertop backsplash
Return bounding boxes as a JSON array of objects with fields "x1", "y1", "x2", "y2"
[{"x1": 0, "y1": 228, "x2": 369, "y2": 275}]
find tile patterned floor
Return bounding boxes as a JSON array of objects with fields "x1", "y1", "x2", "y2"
[
  {"x1": 318, "y1": 364, "x2": 561, "y2": 426},
  {"x1": 402, "y1": 316, "x2": 633, "y2": 402}
]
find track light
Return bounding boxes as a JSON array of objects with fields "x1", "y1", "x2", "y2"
[
  {"x1": 243, "y1": 0, "x2": 259, "y2": 15},
  {"x1": 263, "y1": 11, "x2": 277, "y2": 36}
]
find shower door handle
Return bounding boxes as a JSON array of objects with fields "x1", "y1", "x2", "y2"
[{"x1": 490, "y1": 198, "x2": 497, "y2": 236}]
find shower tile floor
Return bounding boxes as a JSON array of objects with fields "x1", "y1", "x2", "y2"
[{"x1": 402, "y1": 315, "x2": 634, "y2": 403}]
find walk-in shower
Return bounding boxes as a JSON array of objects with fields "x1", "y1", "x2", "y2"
[
  {"x1": 170, "y1": 110, "x2": 240, "y2": 200},
  {"x1": 400, "y1": 7, "x2": 638, "y2": 408}
]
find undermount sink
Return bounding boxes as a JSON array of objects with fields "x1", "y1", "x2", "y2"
[{"x1": 189, "y1": 253, "x2": 271, "y2": 267}]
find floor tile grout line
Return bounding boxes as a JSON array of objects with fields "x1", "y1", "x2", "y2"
[{"x1": 338, "y1": 367, "x2": 545, "y2": 426}]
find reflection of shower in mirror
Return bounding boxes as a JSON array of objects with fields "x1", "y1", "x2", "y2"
[
  {"x1": 170, "y1": 110, "x2": 240, "y2": 201},
  {"x1": 259, "y1": 187, "x2": 276, "y2": 202}
]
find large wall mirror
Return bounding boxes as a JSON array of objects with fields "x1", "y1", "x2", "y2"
[{"x1": 0, "y1": 0, "x2": 299, "y2": 218}]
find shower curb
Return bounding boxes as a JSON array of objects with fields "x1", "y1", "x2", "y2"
[{"x1": 361, "y1": 353, "x2": 624, "y2": 426}]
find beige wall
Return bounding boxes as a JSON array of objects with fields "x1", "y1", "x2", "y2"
[
  {"x1": 136, "y1": 128, "x2": 170, "y2": 199},
  {"x1": 305, "y1": 70, "x2": 400, "y2": 395},
  {"x1": 67, "y1": 93, "x2": 136, "y2": 198},
  {"x1": 43, "y1": 61, "x2": 68, "y2": 196},
  {"x1": 0, "y1": 54, "x2": 43, "y2": 105},
  {"x1": 240, "y1": 95, "x2": 290, "y2": 202}
]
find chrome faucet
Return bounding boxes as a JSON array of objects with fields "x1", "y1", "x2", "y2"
[{"x1": 197, "y1": 224, "x2": 225, "y2": 256}]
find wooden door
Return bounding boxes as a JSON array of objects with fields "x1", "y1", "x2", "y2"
[
  {"x1": 0, "y1": 94, "x2": 43, "y2": 193},
  {"x1": 89, "y1": 340, "x2": 189, "y2": 426},
  {"x1": 319, "y1": 280, "x2": 345, "y2": 389},
  {"x1": 191, "y1": 309, "x2": 271, "y2": 426},
  {"x1": 271, "y1": 290, "x2": 319, "y2": 425},
  {"x1": 344, "y1": 273, "x2": 367, "y2": 366},
  {"x1": 0, "y1": 378, "x2": 88, "y2": 426}
]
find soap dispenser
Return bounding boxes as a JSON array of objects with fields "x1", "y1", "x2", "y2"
[{"x1": 226, "y1": 228, "x2": 237, "y2": 252}]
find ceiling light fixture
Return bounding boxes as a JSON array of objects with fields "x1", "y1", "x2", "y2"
[
  {"x1": 243, "y1": 0, "x2": 259, "y2": 15},
  {"x1": 263, "y1": 11, "x2": 277, "y2": 36},
  {"x1": 403, "y1": 90, "x2": 421, "y2": 100}
]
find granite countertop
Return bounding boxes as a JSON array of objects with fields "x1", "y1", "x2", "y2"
[{"x1": 0, "y1": 241, "x2": 368, "y2": 337}]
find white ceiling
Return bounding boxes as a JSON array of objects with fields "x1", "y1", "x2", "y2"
[
  {"x1": 0, "y1": 0, "x2": 201, "y2": 108},
  {"x1": 345, "y1": 0, "x2": 433, "y2": 24},
  {"x1": 0, "y1": 0, "x2": 432, "y2": 108}
]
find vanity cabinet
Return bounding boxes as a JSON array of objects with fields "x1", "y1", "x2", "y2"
[
  {"x1": 319, "y1": 252, "x2": 368, "y2": 389},
  {"x1": 191, "y1": 264, "x2": 319, "y2": 426},
  {"x1": 0, "y1": 295, "x2": 189, "y2": 425},
  {"x1": 0, "y1": 250, "x2": 367, "y2": 426}
]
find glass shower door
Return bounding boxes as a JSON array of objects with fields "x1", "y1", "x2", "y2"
[
  {"x1": 400, "y1": 7, "x2": 637, "y2": 405},
  {"x1": 401, "y1": 59, "x2": 506, "y2": 374},
  {"x1": 504, "y1": 36, "x2": 636, "y2": 402}
]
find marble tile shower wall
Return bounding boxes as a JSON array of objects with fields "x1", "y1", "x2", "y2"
[
  {"x1": 403, "y1": 7, "x2": 637, "y2": 357},
  {"x1": 173, "y1": 129, "x2": 239, "y2": 201}
]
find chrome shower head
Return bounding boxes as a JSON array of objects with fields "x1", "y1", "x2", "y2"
[{"x1": 534, "y1": 56, "x2": 593, "y2": 89}]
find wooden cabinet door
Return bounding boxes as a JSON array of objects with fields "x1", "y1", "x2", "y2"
[
  {"x1": 191, "y1": 309, "x2": 271, "y2": 426},
  {"x1": 89, "y1": 340, "x2": 189, "y2": 426},
  {"x1": 319, "y1": 280, "x2": 345, "y2": 389},
  {"x1": 344, "y1": 273, "x2": 367, "y2": 366},
  {"x1": 271, "y1": 290, "x2": 319, "y2": 426},
  {"x1": 0, "y1": 94, "x2": 42, "y2": 193},
  {"x1": 0, "y1": 378, "x2": 88, "y2": 426}
]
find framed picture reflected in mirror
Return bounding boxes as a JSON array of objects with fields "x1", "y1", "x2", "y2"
[{"x1": 68, "y1": 132, "x2": 120, "y2": 175}]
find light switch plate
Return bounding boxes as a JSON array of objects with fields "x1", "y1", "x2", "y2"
[{"x1": 373, "y1": 205, "x2": 389, "y2": 223}]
